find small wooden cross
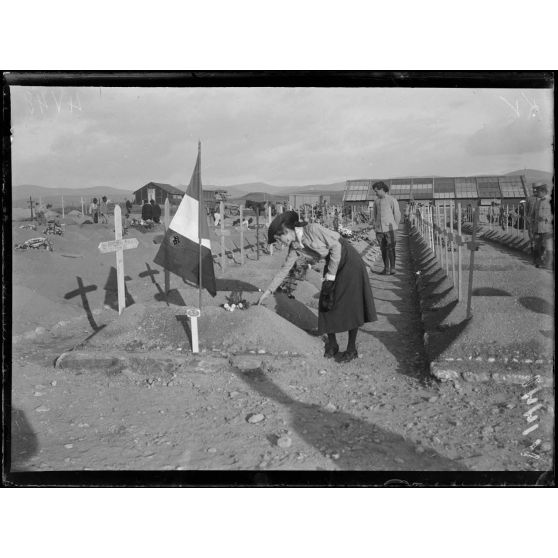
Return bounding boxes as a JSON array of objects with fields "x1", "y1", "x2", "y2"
[{"x1": 98, "y1": 205, "x2": 139, "y2": 315}]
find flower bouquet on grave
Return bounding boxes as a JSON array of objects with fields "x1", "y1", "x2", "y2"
[
  {"x1": 223, "y1": 290, "x2": 251, "y2": 312},
  {"x1": 338, "y1": 225, "x2": 354, "y2": 239}
]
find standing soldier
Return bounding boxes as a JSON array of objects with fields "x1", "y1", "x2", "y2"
[
  {"x1": 372, "y1": 181, "x2": 401, "y2": 275},
  {"x1": 531, "y1": 182, "x2": 553, "y2": 269},
  {"x1": 525, "y1": 186, "x2": 539, "y2": 254}
]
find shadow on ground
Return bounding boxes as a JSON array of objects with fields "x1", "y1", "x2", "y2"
[
  {"x1": 519, "y1": 296, "x2": 554, "y2": 316},
  {"x1": 215, "y1": 278, "x2": 261, "y2": 292},
  {"x1": 273, "y1": 292, "x2": 319, "y2": 333},
  {"x1": 360, "y1": 227, "x2": 432, "y2": 383},
  {"x1": 233, "y1": 367, "x2": 466, "y2": 471},
  {"x1": 11, "y1": 407, "x2": 39, "y2": 472},
  {"x1": 103, "y1": 267, "x2": 134, "y2": 310}
]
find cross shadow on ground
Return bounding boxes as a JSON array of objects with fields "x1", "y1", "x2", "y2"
[
  {"x1": 233, "y1": 367, "x2": 467, "y2": 471},
  {"x1": 103, "y1": 266, "x2": 134, "y2": 311},
  {"x1": 64, "y1": 276, "x2": 101, "y2": 331}
]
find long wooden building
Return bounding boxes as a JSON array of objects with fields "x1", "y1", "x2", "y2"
[{"x1": 343, "y1": 175, "x2": 530, "y2": 211}]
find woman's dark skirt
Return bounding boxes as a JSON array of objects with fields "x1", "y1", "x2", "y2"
[{"x1": 318, "y1": 239, "x2": 377, "y2": 334}]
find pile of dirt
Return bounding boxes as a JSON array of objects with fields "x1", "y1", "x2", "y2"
[{"x1": 86, "y1": 303, "x2": 322, "y2": 355}]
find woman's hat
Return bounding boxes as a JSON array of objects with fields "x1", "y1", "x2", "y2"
[{"x1": 267, "y1": 210, "x2": 302, "y2": 244}]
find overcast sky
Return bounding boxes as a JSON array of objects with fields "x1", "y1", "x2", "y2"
[{"x1": 10, "y1": 86, "x2": 553, "y2": 190}]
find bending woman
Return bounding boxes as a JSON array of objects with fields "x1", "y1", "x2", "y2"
[{"x1": 257, "y1": 211, "x2": 377, "y2": 363}]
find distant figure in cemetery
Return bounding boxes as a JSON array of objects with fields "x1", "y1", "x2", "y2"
[
  {"x1": 258, "y1": 210, "x2": 377, "y2": 363},
  {"x1": 99, "y1": 196, "x2": 109, "y2": 224},
  {"x1": 150, "y1": 199, "x2": 161, "y2": 223},
  {"x1": 372, "y1": 181, "x2": 401, "y2": 275},
  {"x1": 333, "y1": 209, "x2": 339, "y2": 232},
  {"x1": 403, "y1": 202, "x2": 411, "y2": 224},
  {"x1": 531, "y1": 182, "x2": 553, "y2": 269},
  {"x1": 89, "y1": 198, "x2": 99, "y2": 223},
  {"x1": 125, "y1": 199, "x2": 133, "y2": 216},
  {"x1": 498, "y1": 205, "x2": 507, "y2": 231},
  {"x1": 214, "y1": 205, "x2": 221, "y2": 227},
  {"x1": 141, "y1": 199, "x2": 153, "y2": 221}
]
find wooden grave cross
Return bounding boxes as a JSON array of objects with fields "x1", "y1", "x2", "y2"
[{"x1": 98, "y1": 205, "x2": 139, "y2": 315}]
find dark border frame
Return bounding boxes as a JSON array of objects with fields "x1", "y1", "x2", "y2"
[{"x1": 2, "y1": 70, "x2": 555, "y2": 487}]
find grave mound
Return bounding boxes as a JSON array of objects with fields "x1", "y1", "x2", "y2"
[{"x1": 87, "y1": 303, "x2": 322, "y2": 356}]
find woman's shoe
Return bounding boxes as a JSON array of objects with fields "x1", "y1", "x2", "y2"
[
  {"x1": 336, "y1": 349, "x2": 358, "y2": 363},
  {"x1": 324, "y1": 343, "x2": 339, "y2": 358}
]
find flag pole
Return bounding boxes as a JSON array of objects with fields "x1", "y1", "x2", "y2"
[{"x1": 198, "y1": 140, "x2": 203, "y2": 310}]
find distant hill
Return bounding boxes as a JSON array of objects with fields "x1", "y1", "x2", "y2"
[
  {"x1": 12, "y1": 184, "x2": 134, "y2": 204},
  {"x1": 221, "y1": 183, "x2": 289, "y2": 198},
  {"x1": 505, "y1": 169, "x2": 553, "y2": 185},
  {"x1": 285, "y1": 181, "x2": 346, "y2": 194},
  {"x1": 230, "y1": 192, "x2": 289, "y2": 203}
]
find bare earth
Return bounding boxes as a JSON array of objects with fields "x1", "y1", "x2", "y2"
[{"x1": 10, "y1": 216, "x2": 554, "y2": 474}]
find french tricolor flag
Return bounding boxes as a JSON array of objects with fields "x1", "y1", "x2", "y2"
[{"x1": 154, "y1": 143, "x2": 217, "y2": 297}]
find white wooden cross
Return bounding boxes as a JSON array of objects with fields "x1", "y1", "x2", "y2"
[{"x1": 98, "y1": 205, "x2": 139, "y2": 315}]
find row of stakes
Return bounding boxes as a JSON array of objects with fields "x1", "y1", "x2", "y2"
[{"x1": 410, "y1": 201, "x2": 481, "y2": 319}]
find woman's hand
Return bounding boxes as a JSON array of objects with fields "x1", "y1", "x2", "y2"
[
  {"x1": 319, "y1": 280, "x2": 336, "y2": 312},
  {"x1": 257, "y1": 289, "x2": 271, "y2": 305}
]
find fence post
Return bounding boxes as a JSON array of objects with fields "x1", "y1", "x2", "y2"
[
  {"x1": 450, "y1": 202, "x2": 456, "y2": 285},
  {"x1": 220, "y1": 200, "x2": 226, "y2": 271},
  {"x1": 457, "y1": 202, "x2": 462, "y2": 302},
  {"x1": 435, "y1": 206, "x2": 441, "y2": 265},
  {"x1": 430, "y1": 206, "x2": 435, "y2": 250},
  {"x1": 440, "y1": 206, "x2": 446, "y2": 270},
  {"x1": 424, "y1": 206, "x2": 432, "y2": 250},
  {"x1": 256, "y1": 208, "x2": 260, "y2": 260},
  {"x1": 268, "y1": 205, "x2": 274, "y2": 256},
  {"x1": 466, "y1": 201, "x2": 480, "y2": 319},
  {"x1": 444, "y1": 205, "x2": 449, "y2": 272},
  {"x1": 240, "y1": 205, "x2": 245, "y2": 265}
]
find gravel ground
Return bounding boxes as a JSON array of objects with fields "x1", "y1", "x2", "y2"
[{"x1": 9, "y1": 220, "x2": 554, "y2": 476}]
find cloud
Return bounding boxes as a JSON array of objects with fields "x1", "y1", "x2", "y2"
[
  {"x1": 9, "y1": 86, "x2": 555, "y2": 188},
  {"x1": 466, "y1": 114, "x2": 553, "y2": 157}
]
